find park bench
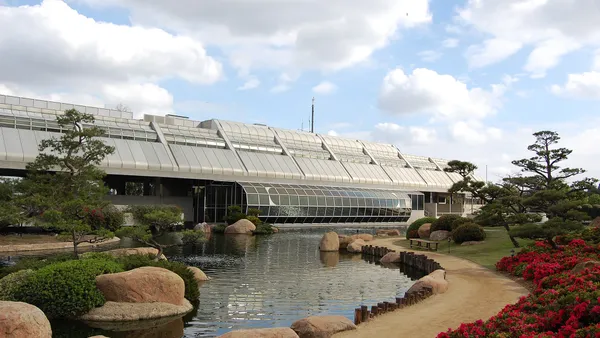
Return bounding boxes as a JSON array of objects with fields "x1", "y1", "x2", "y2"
[{"x1": 409, "y1": 238, "x2": 439, "y2": 251}]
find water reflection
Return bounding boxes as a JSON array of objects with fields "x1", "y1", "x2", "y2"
[{"x1": 44, "y1": 228, "x2": 419, "y2": 338}]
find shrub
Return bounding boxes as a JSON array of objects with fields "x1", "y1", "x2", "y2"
[
  {"x1": 0, "y1": 269, "x2": 34, "y2": 301},
  {"x1": 406, "y1": 217, "x2": 437, "y2": 239},
  {"x1": 451, "y1": 223, "x2": 486, "y2": 244},
  {"x1": 212, "y1": 224, "x2": 227, "y2": 234},
  {"x1": 114, "y1": 253, "x2": 156, "y2": 270},
  {"x1": 247, "y1": 208, "x2": 261, "y2": 217},
  {"x1": 224, "y1": 205, "x2": 246, "y2": 225},
  {"x1": 12, "y1": 258, "x2": 123, "y2": 318},
  {"x1": 253, "y1": 223, "x2": 275, "y2": 235},
  {"x1": 0, "y1": 252, "x2": 76, "y2": 278},
  {"x1": 450, "y1": 217, "x2": 472, "y2": 231},
  {"x1": 181, "y1": 229, "x2": 205, "y2": 245},
  {"x1": 430, "y1": 214, "x2": 462, "y2": 232},
  {"x1": 154, "y1": 260, "x2": 199, "y2": 303},
  {"x1": 246, "y1": 215, "x2": 262, "y2": 226}
]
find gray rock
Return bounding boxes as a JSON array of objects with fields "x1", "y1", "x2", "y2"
[{"x1": 429, "y1": 230, "x2": 450, "y2": 241}]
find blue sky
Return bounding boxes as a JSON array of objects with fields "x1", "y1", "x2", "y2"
[{"x1": 1, "y1": 0, "x2": 600, "y2": 180}]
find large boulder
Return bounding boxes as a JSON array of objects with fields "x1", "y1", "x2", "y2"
[
  {"x1": 351, "y1": 234, "x2": 373, "y2": 242},
  {"x1": 218, "y1": 328, "x2": 299, "y2": 338},
  {"x1": 319, "y1": 232, "x2": 339, "y2": 252},
  {"x1": 0, "y1": 301, "x2": 52, "y2": 338},
  {"x1": 80, "y1": 301, "x2": 192, "y2": 322},
  {"x1": 407, "y1": 269, "x2": 448, "y2": 295},
  {"x1": 430, "y1": 230, "x2": 450, "y2": 241},
  {"x1": 338, "y1": 235, "x2": 354, "y2": 249},
  {"x1": 572, "y1": 260, "x2": 600, "y2": 274},
  {"x1": 225, "y1": 219, "x2": 256, "y2": 234},
  {"x1": 346, "y1": 239, "x2": 366, "y2": 253},
  {"x1": 417, "y1": 223, "x2": 432, "y2": 239},
  {"x1": 194, "y1": 222, "x2": 213, "y2": 235},
  {"x1": 380, "y1": 251, "x2": 401, "y2": 264},
  {"x1": 100, "y1": 247, "x2": 167, "y2": 261},
  {"x1": 188, "y1": 266, "x2": 211, "y2": 282},
  {"x1": 291, "y1": 315, "x2": 356, "y2": 338},
  {"x1": 95, "y1": 267, "x2": 186, "y2": 306}
]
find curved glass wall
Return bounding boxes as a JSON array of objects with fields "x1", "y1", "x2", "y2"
[{"x1": 237, "y1": 182, "x2": 413, "y2": 224}]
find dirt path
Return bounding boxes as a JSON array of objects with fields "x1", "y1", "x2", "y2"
[{"x1": 333, "y1": 237, "x2": 528, "y2": 338}]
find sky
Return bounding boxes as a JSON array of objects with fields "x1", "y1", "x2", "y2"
[{"x1": 1, "y1": 0, "x2": 600, "y2": 182}]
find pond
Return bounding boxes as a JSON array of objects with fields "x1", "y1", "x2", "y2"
[{"x1": 43, "y1": 229, "x2": 423, "y2": 337}]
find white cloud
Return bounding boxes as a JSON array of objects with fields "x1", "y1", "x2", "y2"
[
  {"x1": 442, "y1": 38, "x2": 459, "y2": 48},
  {"x1": 238, "y1": 78, "x2": 260, "y2": 91},
  {"x1": 551, "y1": 72, "x2": 600, "y2": 100},
  {"x1": 0, "y1": 0, "x2": 222, "y2": 117},
  {"x1": 449, "y1": 120, "x2": 502, "y2": 144},
  {"x1": 465, "y1": 38, "x2": 522, "y2": 69},
  {"x1": 270, "y1": 73, "x2": 298, "y2": 93},
  {"x1": 374, "y1": 123, "x2": 438, "y2": 145},
  {"x1": 70, "y1": 0, "x2": 432, "y2": 74},
  {"x1": 417, "y1": 50, "x2": 442, "y2": 62},
  {"x1": 593, "y1": 49, "x2": 600, "y2": 71},
  {"x1": 457, "y1": 0, "x2": 600, "y2": 76},
  {"x1": 378, "y1": 68, "x2": 510, "y2": 121},
  {"x1": 312, "y1": 81, "x2": 337, "y2": 95},
  {"x1": 327, "y1": 130, "x2": 339, "y2": 137}
]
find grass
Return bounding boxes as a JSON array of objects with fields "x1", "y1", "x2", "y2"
[
  {"x1": 0, "y1": 234, "x2": 64, "y2": 246},
  {"x1": 393, "y1": 227, "x2": 534, "y2": 270}
]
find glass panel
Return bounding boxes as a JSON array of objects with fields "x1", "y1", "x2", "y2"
[
  {"x1": 308, "y1": 196, "x2": 317, "y2": 206},
  {"x1": 259, "y1": 194, "x2": 270, "y2": 205},
  {"x1": 247, "y1": 194, "x2": 259, "y2": 205},
  {"x1": 299, "y1": 196, "x2": 309, "y2": 206},
  {"x1": 314, "y1": 196, "x2": 324, "y2": 206},
  {"x1": 279, "y1": 195, "x2": 290, "y2": 206},
  {"x1": 290, "y1": 195, "x2": 299, "y2": 206}
]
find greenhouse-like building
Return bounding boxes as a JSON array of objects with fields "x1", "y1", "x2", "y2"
[{"x1": 0, "y1": 94, "x2": 480, "y2": 226}]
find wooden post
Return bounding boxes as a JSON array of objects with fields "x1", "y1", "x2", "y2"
[
  {"x1": 371, "y1": 305, "x2": 378, "y2": 316},
  {"x1": 378, "y1": 303, "x2": 385, "y2": 313},
  {"x1": 384, "y1": 301, "x2": 391, "y2": 312},
  {"x1": 361, "y1": 305, "x2": 368, "y2": 322},
  {"x1": 354, "y1": 308, "x2": 362, "y2": 324}
]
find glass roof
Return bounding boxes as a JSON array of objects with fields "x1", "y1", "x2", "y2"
[{"x1": 237, "y1": 181, "x2": 419, "y2": 200}]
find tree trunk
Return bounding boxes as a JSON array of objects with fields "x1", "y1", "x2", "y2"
[
  {"x1": 502, "y1": 223, "x2": 520, "y2": 248},
  {"x1": 72, "y1": 230, "x2": 79, "y2": 258},
  {"x1": 547, "y1": 238, "x2": 559, "y2": 250},
  {"x1": 155, "y1": 245, "x2": 163, "y2": 261}
]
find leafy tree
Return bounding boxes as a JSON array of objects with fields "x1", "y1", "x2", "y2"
[
  {"x1": 20, "y1": 109, "x2": 116, "y2": 257},
  {"x1": 116, "y1": 205, "x2": 204, "y2": 259},
  {"x1": 446, "y1": 131, "x2": 595, "y2": 249},
  {"x1": 445, "y1": 161, "x2": 534, "y2": 248}
]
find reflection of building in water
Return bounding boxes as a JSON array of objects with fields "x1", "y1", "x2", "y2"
[
  {"x1": 0, "y1": 94, "x2": 481, "y2": 228},
  {"x1": 186, "y1": 232, "x2": 415, "y2": 335}
]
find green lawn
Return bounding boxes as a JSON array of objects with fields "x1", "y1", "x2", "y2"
[{"x1": 393, "y1": 228, "x2": 534, "y2": 270}]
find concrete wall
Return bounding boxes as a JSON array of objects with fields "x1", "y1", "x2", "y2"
[
  {"x1": 407, "y1": 210, "x2": 425, "y2": 225},
  {"x1": 106, "y1": 195, "x2": 194, "y2": 222}
]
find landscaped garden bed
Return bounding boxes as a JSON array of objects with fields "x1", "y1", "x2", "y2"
[{"x1": 438, "y1": 237, "x2": 600, "y2": 337}]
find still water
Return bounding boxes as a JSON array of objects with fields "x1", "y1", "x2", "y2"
[{"x1": 52, "y1": 228, "x2": 421, "y2": 337}]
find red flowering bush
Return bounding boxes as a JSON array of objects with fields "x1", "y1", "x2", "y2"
[{"x1": 438, "y1": 238, "x2": 600, "y2": 337}]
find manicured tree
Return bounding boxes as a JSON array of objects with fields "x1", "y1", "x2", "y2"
[
  {"x1": 21, "y1": 109, "x2": 116, "y2": 257},
  {"x1": 116, "y1": 205, "x2": 204, "y2": 259}
]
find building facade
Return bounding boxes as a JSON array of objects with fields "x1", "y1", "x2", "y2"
[{"x1": 0, "y1": 94, "x2": 479, "y2": 226}]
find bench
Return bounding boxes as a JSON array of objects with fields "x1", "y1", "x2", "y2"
[{"x1": 409, "y1": 239, "x2": 439, "y2": 251}]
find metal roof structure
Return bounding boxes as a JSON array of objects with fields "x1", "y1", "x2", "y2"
[{"x1": 0, "y1": 94, "x2": 467, "y2": 192}]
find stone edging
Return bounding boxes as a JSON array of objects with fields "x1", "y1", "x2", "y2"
[
  {"x1": 353, "y1": 245, "x2": 444, "y2": 324},
  {"x1": 0, "y1": 237, "x2": 121, "y2": 253}
]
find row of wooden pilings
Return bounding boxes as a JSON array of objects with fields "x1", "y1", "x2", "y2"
[{"x1": 353, "y1": 245, "x2": 443, "y2": 325}]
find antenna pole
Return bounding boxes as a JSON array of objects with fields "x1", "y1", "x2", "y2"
[{"x1": 311, "y1": 97, "x2": 315, "y2": 133}]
